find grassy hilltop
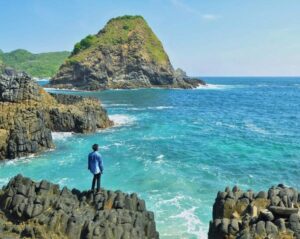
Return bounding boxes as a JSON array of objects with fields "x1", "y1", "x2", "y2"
[
  {"x1": 50, "y1": 15, "x2": 204, "y2": 90},
  {"x1": 0, "y1": 49, "x2": 70, "y2": 78},
  {"x1": 68, "y1": 15, "x2": 170, "y2": 66}
]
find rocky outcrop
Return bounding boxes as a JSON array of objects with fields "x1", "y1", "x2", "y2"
[
  {"x1": 0, "y1": 67, "x2": 112, "y2": 160},
  {"x1": 208, "y1": 185, "x2": 300, "y2": 239},
  {"x1": 0, "y1": 175, "x2": 159, "y2": 239},
  {"x1": 49, "y1": 15, "x2": 205, "y2": 90}
]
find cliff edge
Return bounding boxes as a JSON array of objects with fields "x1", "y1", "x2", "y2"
[
  {"x1": 0, "y1": 67, "x2": 112, "y2": 160},
  {"x1": 0, "y1": 175, "x2": 159, "y2": 239},
  {"x1": 49, "y1": 15, "x2": 205, "y2": 90}
]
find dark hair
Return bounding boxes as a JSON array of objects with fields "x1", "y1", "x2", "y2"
[{"x1": 92, "y1": 144, "x2": 99, "y2": 151}]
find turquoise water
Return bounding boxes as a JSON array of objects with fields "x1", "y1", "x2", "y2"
[{"x1": 1, "y1": 77, "x2": 300, "y2": 238}]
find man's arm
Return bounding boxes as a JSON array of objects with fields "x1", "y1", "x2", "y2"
[
  {"x1": 97, "y1": 154, "x2": 104, "y2": 173},
  {"x1": 88, "y1": 154, "x2": 91, "y2": 170}
]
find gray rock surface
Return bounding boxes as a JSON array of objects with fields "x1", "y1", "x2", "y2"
[
  {"x1": 0, "y1": 175, "x2": 159, "y2": 239},
  {"x1": 209, "y1": 185, "x2": 299, "y2": 239},
  {"x1": 0, "y1": 67, "x2": 112, "y2": 160},
  {"x1": 49, "y1": 16, "x2": 205, "y2": 91}
]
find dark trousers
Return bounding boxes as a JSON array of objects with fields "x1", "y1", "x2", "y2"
[{"x1": 91, "y1": 173, "x2": 101, "y2": 191}]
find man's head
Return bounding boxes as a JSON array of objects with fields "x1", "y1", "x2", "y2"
[{"x1": 92, "y1": 144, "x2": 99, "y2": 151}]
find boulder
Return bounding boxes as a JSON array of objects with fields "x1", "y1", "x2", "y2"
[
  {"x1": 0, "y1": 67, "x2": 112, "y2": 160},
  {"x1": 0, "y1": 175, "x2": 159, "y2": 239},
  {"x1": 209, "y1": 185, "x2": 300, "y2": 239}
]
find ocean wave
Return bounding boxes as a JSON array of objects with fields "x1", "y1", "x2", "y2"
[
  {"x1": 0, "y1": 177, "x2": 9, "y2": 187},
  {"x1": 126, "y1": 106, "x2": 174, "y2": 111},
  {"x1": 55, "y1": 177, "x2": 71, "y2": 185},
  {"x1": 127, "y1": 107, "x2": 145, "y2": 111},
  {"x1": 106, "y1": 103, "x2": 133, "y2": 107},
  {"x1": 154, "y1": 154, "x2": 165, "y2": 164},
  {"x1": 109, "y1": 114, "x2": 137, "y2": 127},
  {"x1": 44, "y1": 87, "x2": 84, "y2": 92},
  {"x1": 196, "y1": 84, "x2": 239, "y2": 90},
  {"x1": 215, "y1": 121, "x2": 238, "y2": 129},
  {"x1": 142, "y1": 136, "x2": 177, "y2": 141},
  {"x1": 245, "y1": 123, "x2": 269, "y2": 135},
  {"x1": 171, "y1": 207, "x2": 207, "y2": 239},
  {"x1": 156, "y1": 195, "x2": 185, "y2": 208},
  {"x1": 52, "y1": 132, "x2": 74, "y2": 141},
  {"x1": 147, "y1": 106, "x2": 174, "y2": 110}
]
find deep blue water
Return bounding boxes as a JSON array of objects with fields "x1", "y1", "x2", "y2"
[{"x1": 1, "y1": 77, "x2": 300, "y2": 238}]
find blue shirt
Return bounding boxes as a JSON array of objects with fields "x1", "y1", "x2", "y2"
[{"x1": 88, "y1": 151, "x2": 103, "y2": 175}]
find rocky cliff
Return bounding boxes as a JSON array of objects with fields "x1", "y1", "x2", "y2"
[
  {"x1": 208, "y1": 185, "x2": 300, "y2": 239},
  {"x1": 0, "y1": 174, "x2": 159, "y2": 239},
  {"x1": 49, "y1": 15, "x2": 205, "y2": 90},
  {"x1": 0, "y1": 67, "x2": 112, "y2": 160}
]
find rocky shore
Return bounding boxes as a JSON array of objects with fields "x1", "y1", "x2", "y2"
[
  {"x1": 0, "y1": 67, "x2": 112, "y2": 160},
  {"x1": 0, "y1": 174, "x2": 159, "y2": 239},
  {"x1": 49, "y1": 15, "x2": 205, "y2": 91},
  {"x1": 209, "y1": 185, "x2": 300, "y2": 239}
]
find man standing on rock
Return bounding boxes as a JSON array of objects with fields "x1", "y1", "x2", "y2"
[{"x1": 88, "y1": 144, "x2": 103, "y2": 193}]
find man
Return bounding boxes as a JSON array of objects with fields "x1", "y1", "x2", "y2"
[{"x1": 88, "y1": 144, "x2": 103, "y2": 193}]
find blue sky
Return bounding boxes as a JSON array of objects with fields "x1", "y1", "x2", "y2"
[{"x1": 0, "y1": 0, "x2": 299, "y2": 76}]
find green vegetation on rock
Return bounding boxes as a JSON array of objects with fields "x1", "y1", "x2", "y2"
[
  {"x1": 0, "y1": 49, "x2": 70, "y2": 78},
  {"x1": 69, "y1": 15, "x2": 169, "y2": 65},
  {"x1": 51, "y1": 15, "x2": 205, "y2": 90}
]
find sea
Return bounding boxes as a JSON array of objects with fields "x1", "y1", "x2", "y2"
[{"x1": 1, "y1": 77, "x2": 300, "y2": 239}]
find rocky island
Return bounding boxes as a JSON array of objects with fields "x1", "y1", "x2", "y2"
[
  {"x1": 0, "y1": 174, "x2": 159, "y2": 239},
  {"x1": 0, "y1": 66, "x2": 112, "y2": 160},
  {"x1": 49, "y1": 15, "x2": 205, "y2": 90},
  {"x1": 209, "y1": 185, "x2": 300, "y2": 239}
]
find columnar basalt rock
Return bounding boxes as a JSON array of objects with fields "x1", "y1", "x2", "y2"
[
  {"x1": 0, "y1": 67, "x2": 112, "y2": 160},
  {"x1": 0, "y1": 175, "x2": 159, "y2": 239},
  {"x1": 208, "y1": 185, "x2": 300, "y2": 239}
]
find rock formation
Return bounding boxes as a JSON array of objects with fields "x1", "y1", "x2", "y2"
[
  {"x1": 0, "y1": 174, "x2": 159, "y2": 239},
  {"x1": 49, "y1": 15, "x2": 205, "y2": 90},
  {"x1": 208, "y1": 185, "x2": 300, "y2": 239},
  {"x1": 0, "y1": 67, "x2": 112, "y2": 160}
]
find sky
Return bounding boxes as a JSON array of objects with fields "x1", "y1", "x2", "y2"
[{"x1": 0, "y1": 0, "x2": 299, "y2": 76}]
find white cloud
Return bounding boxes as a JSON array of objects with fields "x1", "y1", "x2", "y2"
[
  {"x1": 170, "y1": 0, "x2": 199, "y2": 15},
  {"x1": 170, "y1": 0, "x2": 221, "y2": 21},
  {"x1": 201, "y1": 14, "x2": 220, "y2": 21}
]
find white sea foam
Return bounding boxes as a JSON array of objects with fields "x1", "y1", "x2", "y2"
[
  {"x1": 245, "y1": 123, "x2": 269, "y2": 135},
  {"x1": 143, "y1": 135, "x2": 177, "y2": 141},
  {"x1": 56, "y1": 177, "x2": 70, "y2": 185},
  {"x1": 0, "y1": 177, "x2": 9, "y2": 187},
  {"x1": 106, "y1": 103, "x2": 133, "y2": 107},
  {"x1": 127, "y1": 107, "x2": 145, "y2": 111},
  {"x1": 127, "y1": 106, "x2": 174, "y2": 111},
  {"x1": 196, "y1": 84, "x2": 237, "y2": 90},
  {"x1": 171, "y1": 207, "x2": 207, "y2": 239},
  {"x1": 148, "y1": 106, "x2": 174, "y2": 110},
  {"x1": 215, "y1": 121, "x2": 237, "y2": 129},
  {"x1": 52, "y1": 132, "x2": 74, "y2": 141},
  {"x1": 109, "y1": 114, "x2": 136, "y2": 127},
  {"x1": 156, "y1": 195, "x2": 185, "y2": 208},
  {"x1": 154, "y1": 154, "x2": 165, "y2": 164},
  {"x1": 156, "y1": 154, "x2": 164, "y2": 159},
  {"x1": 44, "y1": 87, "x2": 84, "y2": 92}
]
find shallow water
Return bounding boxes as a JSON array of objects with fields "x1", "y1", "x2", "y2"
[{"x1": 1, "y1": 77, "x2": 300, "y2": 238}]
